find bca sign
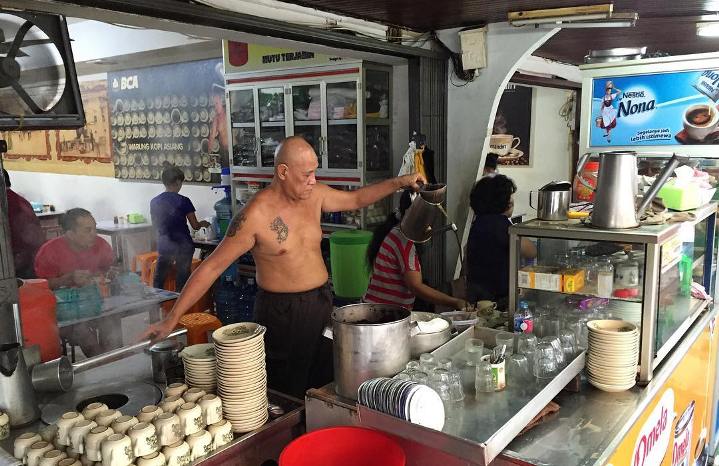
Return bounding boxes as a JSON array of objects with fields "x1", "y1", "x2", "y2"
[
  {"x1": 632, "y1": 389, "x2": 675, "y2": 466},
  {"x1": 111, "y1": 75, "x2": 139, "y2": 90}
]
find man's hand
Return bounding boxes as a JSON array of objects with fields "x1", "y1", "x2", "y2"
[
  {"x1": 140, "y1": 318, "x2": 176, "y2": 343},
  {"x1": 399, "y1": 173, "x2": 427, "y2": 191},
  {"x1": 71, "y1": 270, "x2": 93, "y2": 287},
  {"x1": 452, "y1": 298, "x2": 470, "y2": 310}
]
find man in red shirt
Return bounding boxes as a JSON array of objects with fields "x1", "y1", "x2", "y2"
[
  {"x1": 35, "y1": 208, "x2": 114, "y2": 357},
  {"x1": 3, "y1": 169, "x2": 45, "y2": 278},
  {"x1": 34, "y1": 208, "x2": 114, "y2": 289}
]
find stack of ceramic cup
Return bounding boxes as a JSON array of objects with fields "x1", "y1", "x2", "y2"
[
  {"x1": 180, "y1": 343, "x2": 217, "y2": 393},
  {"x1": 586, "y1": 320, "x2": 640, "y2": 392},
  {"x1": 212, "y1": 323, "x2": 268, "y2": 433}
]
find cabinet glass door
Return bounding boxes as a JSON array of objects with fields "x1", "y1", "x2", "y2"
[
  {"x1": 365, "y1": 69, "x2": 390, "y2": 119},
  {"x1": 291, "y1": 84, "x2": 322, "y2": 166},
  {"x1": 258, "y1": 87, "x2": 285, "y2": 167},
  {"x1": 229, "y1": 89, "x2": 257, "y2": 167},
  {"x1": 326, "y1": 81, "x2": 358, "y2": 170}
]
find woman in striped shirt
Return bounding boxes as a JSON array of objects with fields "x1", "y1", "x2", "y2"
[{"x1": 364, "y1": 191, "x2": 467, "y2": 310}]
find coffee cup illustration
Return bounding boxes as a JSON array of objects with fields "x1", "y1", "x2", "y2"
[
  {"x1": 489, "y1": 134, "x2": 520, "y2": 156},
  {"x1": 683, "y1": 103, "x2": 719, "y2": 141}
]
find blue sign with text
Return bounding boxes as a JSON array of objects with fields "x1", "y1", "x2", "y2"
[{"x1": 589, "y1": 69, "x2": 719, "y2": 146}]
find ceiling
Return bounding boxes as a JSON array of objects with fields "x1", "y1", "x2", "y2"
[{"x1": 284, "y1": 0, "x2": 719, "y2": 64}]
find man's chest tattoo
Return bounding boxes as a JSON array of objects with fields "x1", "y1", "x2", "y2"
[{"x1": 269, "y1": 216, "x2": 289, "y2": 243}]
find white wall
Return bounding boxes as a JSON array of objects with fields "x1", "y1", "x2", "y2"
[
  {"x1": 501, "y1": 86, "x2": 574, "y2": 218},
  {"x1": 8, "y1": 171, "x2": 224, "y2": 222}
]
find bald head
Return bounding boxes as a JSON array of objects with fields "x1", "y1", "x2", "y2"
[{"x1": 274, "y1": 136, "x2": 316, "y2": 167}]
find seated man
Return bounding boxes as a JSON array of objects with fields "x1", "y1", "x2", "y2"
[
  {"x1": 3, "y1": 169, "x2": 45, "y2": 278},
  {"x1": 34, "y1": 208, "x2": 115, "y2": 357}
]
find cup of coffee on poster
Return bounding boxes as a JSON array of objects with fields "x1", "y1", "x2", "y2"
[
  {"x1": 489, "y1": 134, "x2": 520, "y2": 156},
  {"x1": 683, "y1": 103, "x2": 719, "y2": 141}
]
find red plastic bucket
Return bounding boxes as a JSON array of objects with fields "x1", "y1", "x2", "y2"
[{"x1": 279, "y1": 427, "x2": 406, "y2": 466}]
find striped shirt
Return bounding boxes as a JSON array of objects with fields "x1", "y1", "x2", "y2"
[{"x1": 364, "y1": 227, "x2": 420, "y2": 309}]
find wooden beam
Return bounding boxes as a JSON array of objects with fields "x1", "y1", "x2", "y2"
[{"x1": 508, "y1": 4, "x2": 613, "y2": 22}]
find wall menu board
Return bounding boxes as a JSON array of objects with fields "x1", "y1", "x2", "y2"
[
  {"x1": 108, "y1": 58, "x2": 225, "y2": 183},
  {"x1": 589, "y1": 69, "x2": 719, "y2": 147}
]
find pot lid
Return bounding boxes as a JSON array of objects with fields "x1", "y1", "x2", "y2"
[{"x1": 539, "y1": 181, "x2": 572, "y2": 191}]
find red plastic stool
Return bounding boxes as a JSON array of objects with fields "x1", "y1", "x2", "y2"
[
  {"x1": 179, "y1": 313, "x2": 222, "y2": 345},
  {"x1": 279, "y1": 427, "x2": 406, "y2": 466}
]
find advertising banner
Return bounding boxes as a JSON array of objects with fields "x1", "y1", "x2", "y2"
[
  {"x1": 223, "y1": 41, "x2": 351, "y2": 74},
  {"x1": 589, "y1": 69, "x2": 719, "y2": 147}
]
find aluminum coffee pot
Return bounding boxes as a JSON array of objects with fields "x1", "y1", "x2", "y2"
[
  {"x1": 400, "y1": 183, "x2": 453, "y2": 243},
  {"x1": 576, "y1": 151, "x2": 689, "y2": 229},
  {"x1": 530, "y1": 181, "x2": 571, "y2": 221},
  {"x1": 0, "y1": 343, "x2": 40, "y2": 426}
]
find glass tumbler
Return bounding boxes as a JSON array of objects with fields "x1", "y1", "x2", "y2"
[
  {"x1": 437, "y1": 358, "x2": 453, "y2": 370},
  {"x1": 412, "y1": 371, "x2": 429, "y2": 385},
  {"x1": 562, "y1": 340, "x2": 575, "y2": 365},
  {"x1": 559, "y1": 330, "x2": 577, "y2": 354},
  {"x1": 545, "y1": 317, "x2": 562, "y2": 337},
  {"x1": 506, "y1": 353, "x2": 531, "y2": 385},
  {"x1": 495, "y1": 332, "x2": 515, "y2": 355},
  {"x1": 465, "y1": 338, "x2": 485, "y2": 366},
  {"x1": 406, "y1": 360, "x2": 421, "y2": 371},
  {"x1": 534, "y1": 356, "x2": 558, "y2": 379},
  {"x1": 517, "y1": 333, "x2": 538, "y2": 355},
  {"x1": 475, "y1": 361, "x2": 494, "y2": 394},
  {"x1": 448, "y1": 370, "x2": 464, "y2": 402},
  {"x1": 541, "y1": 336, "x2": 565, "y2": 368},
  {"x1": 394, "y1": 372, "x2": 411, "y2": 381},
  {"x1": 419, "y1": 353, "x2": 437, "y2": 372}
]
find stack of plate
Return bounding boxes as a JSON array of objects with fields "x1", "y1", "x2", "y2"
[
  {"x1": 358, "y1": 378, "x2": 445, "y2": 431},
  {"x1": 180, "y1": 343, "x2": 217, "y2": 392},
  {"x1": 605, "y1": 301, "x2": 642, "y2": 328},
  {"x1": 586, "y1": 320, "x2": 639, "y2": 392},
  {"x1": 213, "y1": 323, "x2": 268, "y2": 433}
]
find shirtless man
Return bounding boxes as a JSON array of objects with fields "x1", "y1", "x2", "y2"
[{"x1": 143, "y1": 136, "x2": 425, "y2": 397}]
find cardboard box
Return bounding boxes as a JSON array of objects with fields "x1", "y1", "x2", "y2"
[
  {"x1": 518, "y1": 266, "x2": 562, "y2": 292},
  {"x1": 562, "y1": 268, "x2": 585, "y2": 293}
]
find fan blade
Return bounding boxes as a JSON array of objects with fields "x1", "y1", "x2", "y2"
[
  {"x1": 7, "y1": 20, "x2": 33, "y2": 59},
  {"x1": 10, "y1": 80, "x2": 43, "y2": 114},
  {"x1": 0, "y1": 38, "x2": 52, "y2": 53}
]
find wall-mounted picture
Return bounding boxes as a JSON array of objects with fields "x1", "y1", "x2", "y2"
[
  {"x1": 491, "y1": 84, "x2": 533, "y2": 166},
  {"x1": 57, "y1": 80, "x2": 112, "y2": 163}
]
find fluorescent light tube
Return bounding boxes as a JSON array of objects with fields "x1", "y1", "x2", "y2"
[{"x1": 697, "y1": 22, "x2": 719, "y2": 37}]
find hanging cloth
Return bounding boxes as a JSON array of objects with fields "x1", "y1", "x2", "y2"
[
  {"x1": 413, "y1": 146, "x2": 427, "y2": 181},
  {"x1": 397, "y1": 141, "x2": 417, "y2": 177}
]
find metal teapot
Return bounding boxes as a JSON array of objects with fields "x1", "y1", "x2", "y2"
[
  {"x1": 399, "y1": 183, "x2": 452, "y2": 243},
  {"x1": 576, "y1": 151, "x2": 688, "y2": 229},
  {"x1": 0, "y1": 343, "x2": 40, "y2": 425}
]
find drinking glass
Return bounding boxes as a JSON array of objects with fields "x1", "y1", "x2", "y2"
[
  {"x1": 495, "y1": 333, "x2": 515, "y2": 355},
  {"x1": 541, "y1": 336, "x2": 565, "y2": 368},
  {"x1": 475, "y1": 361, "x2": 494, "y2": 394},
  {"x1": 506, "y1": 354, "x2": 531, "y2": 385},
  {"x1": 562, "y1": 340, "x2": 575, "y2": 364},
  {"x1": 465, "y1": 338, "x2": 485, "y2": 366},
  {"x1": 393, "y1": 372, "x2": 411, "y2": 381},
  {"x1": 429, "y1": 368, "x2": 451, "y2": 389},
  {"x1": 406, "y1": 360, "x2": 421, "y2": 371},
  {"x1": 534, "y1": 356, "x2": 558, "y2": 379},
  {"x1": 448, "y1": 370, "x2": 465, "y2": 402},
  {"x1": 419, "y1": 353, "x2": 437, "y2": 372},
  {"x1": 546, "y1": 317, "x2": 562, "y2": 337},
  {"x1": 517, "y1": 334, "x2": 538, "y2": 355},
  {"x1": 433, "y1": 381, "x2": 451, "y2": 402},
  {"x1": 412, "y1": 371, "x2": 429, "y2": 385},
  {"x1": 559, "y1": 330, "x2": 577, "y2": 354},
  {"x1": 437, "y1": 358, "x2": 453, "y2": 370}
]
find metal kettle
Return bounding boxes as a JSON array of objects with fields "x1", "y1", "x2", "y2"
[
  {"x1": 576, "y1": 151, "x2": 688, "y2": 229},
  {"x1": 530, "y1": 181, "x2": 571, "y2": 221},
  {"x1": 0, "y1": 343, "x2": 40, "y2": 426},
  {"x1": 399, "y1": 183, "x2": 452, "y2": 243}
]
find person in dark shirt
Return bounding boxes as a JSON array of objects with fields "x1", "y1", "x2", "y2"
[
  {"x1": 3, "y1": 169, "x2": 45, "y2": 278},
  {"x1": 466, "y1": 174, "x2": 536, "y2": 306},
  {"x1": 150, "y1": 166, "x2": 210, "y2": 291},
  {"x1": 482, "y1": 153, "x2": 500, "y2": 177}
]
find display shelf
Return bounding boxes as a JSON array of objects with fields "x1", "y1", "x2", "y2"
[
  {"x1": 294, "y1": 120, "x2": 321, "y2": 126},
  {"x1": 518, "y1": 286, "x2": 643, "y2": 303},
  {"x1": 328, "y1": 119, "x2": 358, "y2": 125},
  {"x1": 365, "y1": 117, "x2": 390, "y2": 125},
  {"x1": 232, "y1": 122, "x2": 255, "y2": 128},
  {"x1": 260, "y1": 121, "x2": 285, "y2": 127},
  {"x1": 320, "y1": 222, "x2": 359, "y2": 230},
  {"x1": 661, "y1": 255, "x2": 681, "y2": 275}
]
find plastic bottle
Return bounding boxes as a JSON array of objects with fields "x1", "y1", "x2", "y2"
[
  {"x1": 212, "y1": 186, "x2": 233, "y2": 238},
  {"x1": 514, "y1": 301, "x2": 534, "y2": 334},
  {"x1": 596, "y1": 259, "x2": 614, "y2": 298}
]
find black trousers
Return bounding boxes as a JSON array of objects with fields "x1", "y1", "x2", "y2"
[{"x1": 254, "y1": 283, "x2": 334, "y2": 399}]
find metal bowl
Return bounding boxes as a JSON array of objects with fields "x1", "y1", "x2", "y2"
[{"x1": 409, "y1": 311, "x2": 453, "y2": 358}]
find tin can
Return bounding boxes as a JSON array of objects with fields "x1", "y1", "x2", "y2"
[{"x1": 672, "y1": 400, "x2": 695, "y2": 466}]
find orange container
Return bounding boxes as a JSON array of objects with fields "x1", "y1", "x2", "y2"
[
  {"x1": 148, "y1": 257, "x2": 212, "y2": 315},
  {"x1": 18, "y1": 279, "x2": 62, "y2": 362},
  {"x1": 575, "y1": 161, "x2": 600, "y2": 202},
  {"x1": 179, "y1": 313, "x2": 222, "y2": 345}
]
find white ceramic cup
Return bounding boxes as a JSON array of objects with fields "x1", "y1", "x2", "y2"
[
  {"x1": 39, "y1": 450, "x2": 67, "y2": 466},
  {"x1": 152, "y1": 413, "x2": 182, "y2": 448},
  {"x1": 185, "y1": 430, "x2": 212, "y2": 461},
  {"x1": 176, "y1": 403, "x2": 204, "y2": 436},
  {"x1": 57, "y1": 459, "x2": 82, "y2": 466},
  {"x1": 14, "y1": 431, "x2": 42, "y2": 460},
  {"x1": 135, "y1": 452, "x2": 165, "y2": 466},
  {"x1": 164, "y1": 384, "x2": 188, "y2": 399},
  {"x1": 95, "y1": 410, "x2": 122, "y2": 428},
  {"x1": 489, "y1": 134, "x2": 520, "y2": 156},
  {"x1": 207, "y1": 420, "x2": 232, "y2": 450},
  {"x1": 182, "y1": 388, "x2": 206, "y2": 404},
  {"x1": 136, "y1": 406, "x2": 163, "y2": 424},
  {"x1": 161, "y1": 441, "x2": 191, "y2": 466},
  {"x1": 197, "y1": 395, "x2": 222, "y2": 426},
  {"x1": 26, "y1": 442, "x2": 55, "y2": 466},
  {"x1": 158, "y1": 396, "x2": 183, "y2": 414},
  {"x1": 100, "y1": 434, "x2": 134, "y2": 466},
  {"x1": 127, "y1": 423, "x2": 159, "y2": 458},
  {"x1": 81, "y1": 403, "x2": 108, "y2": 421},
  {"x1": 39, "y1": 425, "x2": 58, "y2": 444},
  {"x1": 111, "y1": 416, "x2": 139, "y2": 436},
  {"x1": 65, "y1": 450, "x2": 81, "y2": 461},
  {"x1": 85, "y1": 426, "x2": 114, "y2": 462},
  {"x1": 79, "y1": 455, "x2": 94, "y2": 466},
  {"x1": 683, "y1": 103, "x2": 719, "y2": 141},
  {"x1": 69, "y1": 420, "x2": 98, "y2": 454},
  {"x1": 0, "y1": 411, "x2": 9, "y2": 440},
  {"x1": 56, "y1": 412, "x2": 85, "y2": 447}
]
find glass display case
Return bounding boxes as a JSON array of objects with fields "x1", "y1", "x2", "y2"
[{"x1": 509, "y1": 202, "x2": 717, "y2": 383}]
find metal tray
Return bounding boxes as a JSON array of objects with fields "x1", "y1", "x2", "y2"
[{"x1": 358, "y1": 327, "x2": 585, "y2": 465}]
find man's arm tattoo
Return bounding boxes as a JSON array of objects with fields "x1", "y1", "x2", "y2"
[
  {"x1": 269, "y1": 216, "x2": 288, "y2": 243},
  {"x1": 226, "y1": 213, "x2": 247, "y2": 237}
]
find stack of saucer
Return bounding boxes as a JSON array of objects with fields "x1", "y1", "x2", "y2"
[
  {"x1": 586, "y1": 320, "x2": 640, "y2": 392},
  {"x1": 213, "y1": 323, "x2": 268, "y2": 433},
  {"x1": 181, "y1": 343, "x2": 217, "y2": 393},
  {"x1": 358, "y1": 378, "x2": 445, "y2": 431}
]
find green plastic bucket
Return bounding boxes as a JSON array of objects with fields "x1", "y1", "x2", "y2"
[{"x1": 329, "y1": 230, "x2": 373, "y2": 299}]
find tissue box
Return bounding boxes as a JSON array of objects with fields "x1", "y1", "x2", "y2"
[
  {"x1": 562, "y1": 268, "x2": 585, "y2": 293},
  {"x1": 518, "y1": 266, "x2": 562, "y2": 292}
]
